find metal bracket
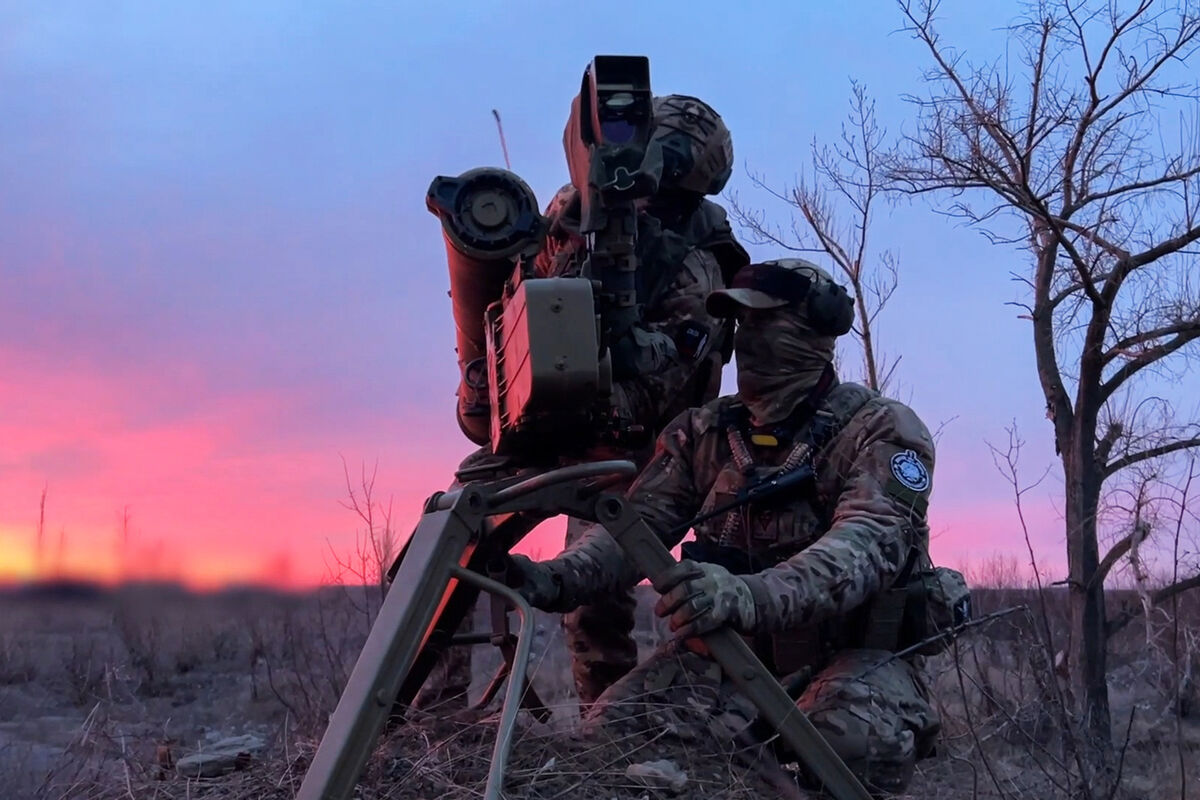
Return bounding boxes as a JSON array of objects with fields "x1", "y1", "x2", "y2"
[
  {"x1": 297, "y1": 462, "x2": 636, "y2": 800},
  {"x1": 446, "y1": 565, "x2": 539, "y2": 800}
]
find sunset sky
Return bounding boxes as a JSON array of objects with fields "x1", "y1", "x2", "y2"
[{"x1": 3, "y1": 1, "x2": 1187, "y2": 589}]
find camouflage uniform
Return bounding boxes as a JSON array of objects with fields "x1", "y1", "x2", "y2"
[
  {"x1": 414, "y1": 95, "x2": 749, "y2": 711},
  {"x1": 540, "y1": 180, "x2": 750, "y2": 707},
  {"x1": 517, "y1": 260, "x2": 942, "y2": 795}
]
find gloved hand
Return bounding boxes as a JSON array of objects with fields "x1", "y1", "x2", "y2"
[
  {"x1": 654, "y1": 559, "x2": 757, "y2": 639},
  {"x1": 505, "y1": 554, "x2": 565, "y2": 611}
]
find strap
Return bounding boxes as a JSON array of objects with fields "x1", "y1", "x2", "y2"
[
  {"x1": 860, "y1": 545, "x2": 925, "y2": 652},
  {"x1": 861, "y1": 588, "x2": 909, "y2": 652}
]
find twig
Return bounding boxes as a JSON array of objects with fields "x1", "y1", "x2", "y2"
[
  {"x1": 950, "y1": 633, "x2": 1013, "y2": 800},
  {"x1": 1104, "y1": 705, "x2": 1137, "y2": 800},
  {"x1": 1171, "y1": 458, "x2": 1195, "y2": 800},
  {"x1": 492, "y1": 109, "x2": 512, "y2": 171},
  {"x1": 854, "y1": 604, "x2": 1027, "y2": 678}
]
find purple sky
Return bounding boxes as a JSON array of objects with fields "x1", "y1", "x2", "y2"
[{"x1": 6, "y1": 0, "x2": 1183, "y2": 586}]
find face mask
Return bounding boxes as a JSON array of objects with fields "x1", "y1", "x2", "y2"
[{"x1": 735, "y1": 307, "x2": 836, "y2": 426}]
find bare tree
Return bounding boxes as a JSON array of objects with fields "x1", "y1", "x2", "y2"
[
  {"x1": 892, "y1": 0, "x2": 1200, "y2": 747},
  {"x1": 728, "y1": 81, "x2": 902, "y2": 392},
  {"x1": 329, "y1": 457, "x2": 398, "y2": 626}
]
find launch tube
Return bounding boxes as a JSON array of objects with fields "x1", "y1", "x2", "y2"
[{"x1": 426, "y1": 168, "x2": 544, "y2": 445}]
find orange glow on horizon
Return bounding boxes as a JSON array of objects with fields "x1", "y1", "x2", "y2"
[
  {"x1": 1, "y1": 345, "x2": 1070, "y2": 591},
  {"x1": 0, "y1": 497, "x2": 1068, "y2": 592}
]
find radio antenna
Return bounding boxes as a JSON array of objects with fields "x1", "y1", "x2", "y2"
[{"x1": 491, "y1": 109, "x2": 512, "y2": 171}]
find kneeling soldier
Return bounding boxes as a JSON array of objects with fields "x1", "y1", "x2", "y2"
[{"x1": 511, "y1": 258, "x2": 945, "y2": 796}]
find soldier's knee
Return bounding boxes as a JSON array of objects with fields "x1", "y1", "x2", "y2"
[{"x1": 804, "y1": 705, "x2": 917, "y2": 795}]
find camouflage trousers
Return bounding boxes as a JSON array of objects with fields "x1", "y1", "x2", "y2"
[
  {"x1": 580, "y1": 641, "x2": 940, "y2": 796},
  {"x1": 562, "y1": 517, "x2": 638, "y2": 707}
]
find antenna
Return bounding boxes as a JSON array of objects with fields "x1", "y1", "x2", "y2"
[{"x1": 491, "y1": 109, "x2": 512, "y2": 171}]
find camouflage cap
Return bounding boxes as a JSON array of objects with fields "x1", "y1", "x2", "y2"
[{"x1": 706, "y1": 258, "x2": 836, "y2": 317}]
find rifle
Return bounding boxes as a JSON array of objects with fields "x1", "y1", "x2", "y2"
[{"x1": 673, "y1": 453, "x2": 820, "y2": 574}]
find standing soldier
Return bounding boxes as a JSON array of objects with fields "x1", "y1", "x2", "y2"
[
  {"x1": 414, "y1": 93, "x2": 750, "y2": 712},
  {"x1": 509, "y1": 258, "x2": 959, "y2": 795}
]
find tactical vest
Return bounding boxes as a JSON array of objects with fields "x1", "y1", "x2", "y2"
[
  {"x1": 685, "y1": 381, "x2": 912, "y2": 678},
  {"x1": 636, "y1": 198, "x2": 749, "y2": 301},
  {"x1": 544, "y1": 195, "x2": 749, "y2": 416},
  {"x1": 640, "y1": 202, "x2": 748, "y2": 421},
  {"x1": 540, "y1": 195, "x2": 748, "y2": 291},
  {"x1": 684, "y1": 383, "x2": 970, "y2": 678},
  {"x1": 691, "y1": 381, "x2": 878, "y2": 557}
]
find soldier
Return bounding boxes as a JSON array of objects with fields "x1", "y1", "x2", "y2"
[
  {"x1": 508, "y1": 258, "x2": 944, "y2": 795},
  {"x1": 413, "y1": 93, "x2": 750, "y2": 712}
]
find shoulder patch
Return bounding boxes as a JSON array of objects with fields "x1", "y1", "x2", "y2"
[
  {"x1": 890, "y1": 449, "x2": 930, "y2": 492},
  {"x1": 675, "y1": 321, "x2": 710, "y2": 360}
]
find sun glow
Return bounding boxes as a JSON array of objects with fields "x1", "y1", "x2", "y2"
[{"x1": 0, "y1": 527, "x2": 37, "y2": 582}]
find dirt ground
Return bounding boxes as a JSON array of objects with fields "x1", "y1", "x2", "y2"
[{"x1": 1, "y1": 581, "x2": 1197, "y2": 799}]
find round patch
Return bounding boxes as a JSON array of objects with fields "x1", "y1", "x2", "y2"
[{"x1": 890, "y1": 450, "x2": 930, "y2": 492}]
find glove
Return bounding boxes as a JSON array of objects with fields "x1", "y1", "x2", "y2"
[
  {"x1": 653, "y1": 559, "x2": 758, "y2": 640},
  {"x1": 610, "y1": 327, "x2": 679, "y2": 381},
  {"x1": 505, "y1": 554, "x2": 565, "y2": 611}
]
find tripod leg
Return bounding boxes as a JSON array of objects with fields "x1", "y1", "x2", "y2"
[
  {"x1": 479, "y1": 587, "x2": 552, "y2": 721},
  {"x1": 394, "y1": 511, "x2": 540, "y2": 712},
  {"x1": 296, "y1": 505, "x2": 476, "y2": 800},
  {"x1": 594, "y1": 496, "x2": 875, "y2": 800}
]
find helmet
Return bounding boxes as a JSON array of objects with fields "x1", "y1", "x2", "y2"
[
  {"x1": 650, "y1": 94, "x2": 734, "y2": 196},
  {"x1": 706, "y1": 258, "x2": 855, "y2": 336}
]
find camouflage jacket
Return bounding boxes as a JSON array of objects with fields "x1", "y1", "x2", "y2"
[
  {"x1": 557, "y1": 382, "x2": 937, "y2": 634},
  {"x1": 535, "y1": 186, "x2": 748, "y2": 440}
]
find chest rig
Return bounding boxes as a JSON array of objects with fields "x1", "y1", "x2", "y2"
[
  {"x1": 684, "y1": 374, "x2": 880, "y2": 680},
  {"x1": 694, "y1": 367, "x2": 870, "y2": 559},
  {"x1": 545, "y1": 197, "x2": 749, "y2": 415}
]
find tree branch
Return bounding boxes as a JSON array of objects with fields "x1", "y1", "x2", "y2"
[
  {"x1": 1048, "y1": 216, "x2": 1132, "y2": 261},
  {"x1": 1103, "y1": 437, "x2": 1200, "y2": 480},
  {"x1": 1089, "y1": 523, "x2": 1147, "y2": 591},
  {"x1": 1095, "y1": 421, "x2": 1124, "y2": 466},
  {"x1": 1125, "y1": 223, "x2": 1200, "y2": 272},
  {"x1": 1107, "y1": 573, "x2": 1200, "y2": 637},
  {"x1": 1103, "y1": 319, "x2": 1200, "y2": 366},
  {"x1": 1049, "y1": 269, "x2": 1116, "y2": 309},
  {"x1": 1078, "y1": 163, "x2": 1200, "y2": 208},
  {"x1": 1100, "y1": 328, "x2": 1200, "y2": 400}
]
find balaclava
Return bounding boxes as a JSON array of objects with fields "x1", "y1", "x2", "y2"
[{"x1": 706, "y1": 259, "x2": 852, "y2": 426}]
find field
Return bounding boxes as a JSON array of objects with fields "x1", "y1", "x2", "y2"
[{"x1": 1, "y1": 580, "x2": 1197, "y2": 799}]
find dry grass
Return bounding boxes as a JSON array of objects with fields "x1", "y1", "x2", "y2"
[{"x1": 1, "y1": 580, "x2": 1198, "y2": 799}]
